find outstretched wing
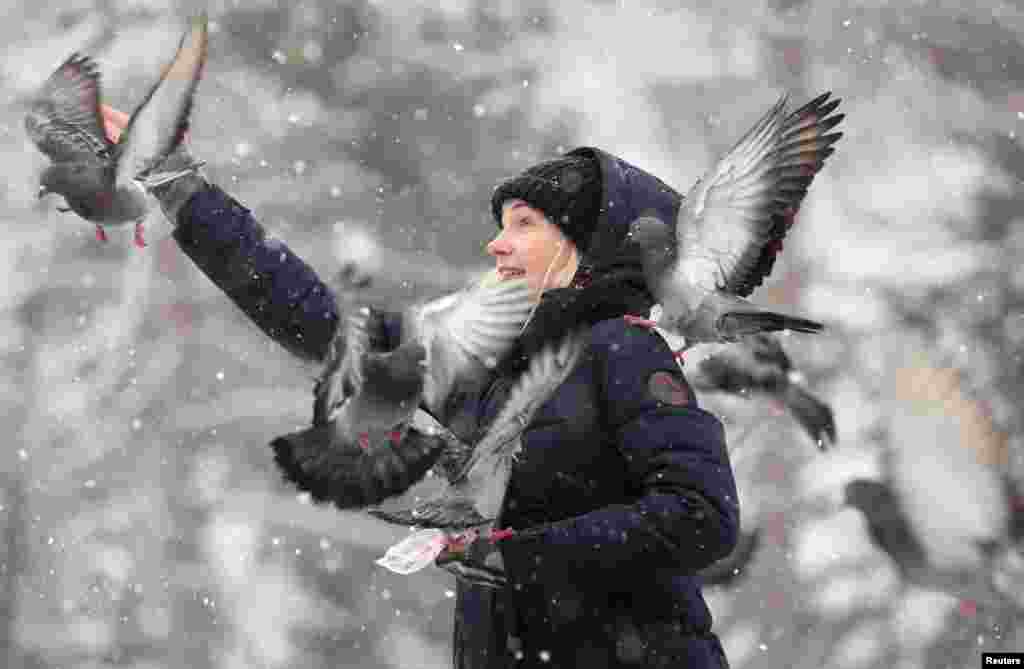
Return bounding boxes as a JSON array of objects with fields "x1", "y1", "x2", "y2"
[
  {"x1": 457, "y1": 331, "x2": 586, "y2": 480},
  {"x1": 374, "y1": 332, "x2": 587, "y2": 529},
  {"x1": 676, "y1": 92, "x2": 843, "y2": 297},
  {"x1": 115, "y1": 13, "x2": 208, "y2": 185},
  {"x1": 415, "y1": 277, "x2": 536, "y2": 413},
  {"x1": 25, "y1": 53, "x2": 112, "y2": 164},
  {"x1": 433, "y1": 277, "x2": 536, "y2": 369},
  {"x1": 313, "y1": 307, "x2": 373, "y2": 426}
]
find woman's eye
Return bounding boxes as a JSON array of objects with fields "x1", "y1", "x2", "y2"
[{"x1": 518, "y1": 217, "x2": 531, "y2": 227}]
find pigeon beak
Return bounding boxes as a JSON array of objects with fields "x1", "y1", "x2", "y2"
[{"x1": 37, "y1": 185, "x2": 49, "y2": 199}]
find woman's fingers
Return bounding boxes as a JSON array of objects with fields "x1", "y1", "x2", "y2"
[{"x1": 99, "y1": 104, "x2": 130, "y2": 143}]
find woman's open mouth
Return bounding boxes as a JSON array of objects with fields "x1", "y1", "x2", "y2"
[{"x1": 498, "y1": 268, "x2": 525, "y2": 279}]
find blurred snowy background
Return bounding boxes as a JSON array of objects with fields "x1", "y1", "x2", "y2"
[{"x1": 1, "y1": 0, "x2": 1022, "y2": 667}]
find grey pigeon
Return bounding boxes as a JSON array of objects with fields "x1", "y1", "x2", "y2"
[
  {"x1": 370, "y1": 331, "x2": 587, "y2": 529},
  {"x1": 687, "y1": 334, "x2": 836, "y2": 450},
  {"x1": 843, "y1": 359, "x2": 1024, "y2": 612},
  {"x1": 624, "y1": 92, "x2": 843, "y2": 353},
  {"x1": 271, "y1": 276, "x2": 536, "y2": 509},
  {"x1": 25, "y1": 14, "x2": 208, "y2": 247},
  {"x1": 844, "y1": 477, "x2": 1023, "y2": 613},
  {"x1": 270, "y1": 266, "x2": 447, "y2": 509}
]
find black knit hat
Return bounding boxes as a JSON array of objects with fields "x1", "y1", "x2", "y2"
[{"x1": 490, "y1": 152, "x2": 602, "y2": 253}]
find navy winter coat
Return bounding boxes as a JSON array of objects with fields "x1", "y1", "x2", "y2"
[{"x1": 168, "y1": 147, "x2": 739, "y2": 668}]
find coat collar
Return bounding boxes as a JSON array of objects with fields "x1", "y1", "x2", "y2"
[{"x1": 495, "y1": 263, "x2": 654, "y2": 376}]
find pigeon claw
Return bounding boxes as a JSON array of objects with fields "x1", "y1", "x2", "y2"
[
  {"x1": 95, "y1": 225, "x2": 108, "y2": 242},
  {"x1": 623, "y1": 314, "x2": 658, "y2": 329},
  {"x1": 958, "y1": 599, "x2": 978, "y2": 618},
  {"x1": 133, "y1": 222, "x2": 147, "y2": 248},
  {"x1": 488, "y1": 527, "x2": 516, "y2": 543},
  {"x1": 358, "y1": 432, "x2": 370, "y2": 450}
]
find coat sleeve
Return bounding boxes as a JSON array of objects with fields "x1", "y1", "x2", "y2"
[
  {"x1": 171, "y1": 182, "x2": 400, "y2": 362},
  {"x1": 498, "y1": 319, "x2": 740, "y2": 583}
]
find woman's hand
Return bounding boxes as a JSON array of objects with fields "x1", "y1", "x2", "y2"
[
  {"x1": 436, "y1": 527, "x2": 510, "y2": 589},
  {"x1": 99, "y1": 103, "x2": 205, "y2": 224}
]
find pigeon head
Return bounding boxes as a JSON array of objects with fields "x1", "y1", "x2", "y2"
[
  {"x1": 626, "y1": 216, "x2": 672, "y2": 252},
  {"x1": 361, "y1": 342, "x2": 427, "y2": 404},
  {"x1": 843, "y1": 479, "x2": 892, "y2": 514},
  {"x1": 38, "y1": 163, "x2": 87, "y2": 198},
  {"x1": 626, "y1": 215, "x2": 675, "y2": 275}
]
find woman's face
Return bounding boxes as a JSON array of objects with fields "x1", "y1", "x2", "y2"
[{"x1": 486, "y1": 200, "x2": 578, "y2": 297}]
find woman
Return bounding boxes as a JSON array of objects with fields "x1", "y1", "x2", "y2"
[{"x1": 102, "y1": 106, "x2": 739, "y2": 668}]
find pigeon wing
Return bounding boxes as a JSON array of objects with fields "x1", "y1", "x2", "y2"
[
  {"x1": 415, "y1": 278, "x2": 535, "y2": 412},
  {"x1": 457, "y1": 332, "x2": 586, "y2": 480},
  {"x1": 436, "y1": 278, "x2": 536, "y2": 369},
  {"x1": 675, "y1": 92, "x2": 843, "y2": 298},
  {"x1": 25, "y1": 53, "x2": 112, "y2": 164},
  {"x1": 115, "y1": 13, "x2": 208, "y2": 185},
  {"x1": 375, "y1": 332, "x2": 586, "y2": 529},
  {"x1": 312, "y1": 308, "x2": 371, "y2": 426}
]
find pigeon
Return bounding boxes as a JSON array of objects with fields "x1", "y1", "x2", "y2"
[
  {"x1": 271, "y1": 276, "x2": 536, "y2": 509},
  {"x1": 623, "y1": 92, "x2": 843, "y2": 355},
  {"x1": 369, "y1": 331, "x2": 587, "y2": 529},
  {"x1": 25, "y1": 14, "x2": 209, "y2": 247},
  {"x1": 844, "y1": 477, "x2": 1023, "y2": 612},
  {"x1": 271, "y1": 297, "x2": 446, "y2": 509},
  {"x1": 686, "y1": 334, "x2": 836, "y2": 450},
  {"x1": 844, "y1": 362, "x2": 1023, "y2": 612}
]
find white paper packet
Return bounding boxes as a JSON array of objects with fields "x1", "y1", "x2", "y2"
[{"x1": 375, "y1": 528, "x2": 448, "y2": 575}]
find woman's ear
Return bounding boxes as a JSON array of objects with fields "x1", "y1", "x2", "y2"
[{"x1": 552, "y1": 243, "x2": 580, "y2": 290}]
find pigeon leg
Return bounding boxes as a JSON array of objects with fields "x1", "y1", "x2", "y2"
[
  {"x1": 623, "y1": 315, "x2": 687, "y2": 361},
  {"x1": 487, "y1": 527, "x2": 516, "y2": 542},
  {"x1": 623, "y1": 314, "x2": 658, "y2": 329},
  {"x1": 94, "y1": 225, "x2": 108, "y2": 242},
  {"x1": 133, "y1": 222, "x2": 147, "y2": 248}
]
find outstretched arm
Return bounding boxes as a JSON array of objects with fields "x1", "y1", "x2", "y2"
[{"x1": 101, "y1": 105, "x2": 389, "y2": 363}]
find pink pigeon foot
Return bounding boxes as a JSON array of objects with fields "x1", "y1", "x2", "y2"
[
  {"x1": 358, "y1": 433, "x2": 370, "y2": 451},
  {"x1": 623, "y1": 314, "x2": 658, "y2": 329},
  {"x1": 95, "y1": 225, "x2": 108, "y2": 242},
  {"x1": 133, "y1": 222, "x2": 147, "y2": 248},
  {"x1": 488, "y1": 527, "x2": 516, "y2": 543},
  {"x1": 445, "y1": 528, "x2": 479, "y2": 550}
]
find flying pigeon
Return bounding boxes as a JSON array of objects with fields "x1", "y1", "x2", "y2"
[
  {"x1": 687, "y1": 334, "x2": 836, "y2": 450},
  {"x1": 25, "y1": 14, "x2": 209, "y2": 247},
  {"x1": 623, "y1": 92, "x2": 843, "y2": 354},
  {"x1": 369, "y1": 331, "x2": 587, "y2": 529},
  {"x1": 844, "y1": 362, "x2": 1023, "y2": 613},
  {"x1": 270, "y1": 276, "x2": 536, "y2": 509}
]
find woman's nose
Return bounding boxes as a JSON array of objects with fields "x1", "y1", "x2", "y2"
[{"x1": 486, "y1": 232, "x2": 511, "y2": 257}]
